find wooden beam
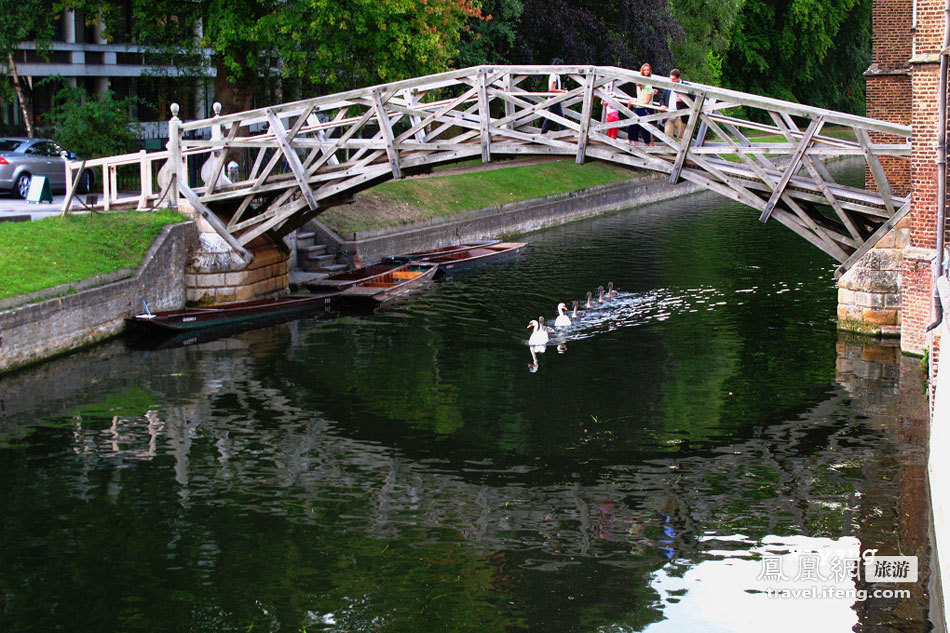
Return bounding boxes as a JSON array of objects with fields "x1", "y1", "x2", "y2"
[
  {"x1": 266, "y1": 109, "x2": 319, "y2": 210},
  {"x1": 834, "y1": 200, "x2": 913, "y2": 277},
  {"x1": 855, "y1": 128, "x2": 897, "y2": 216},
  {"x1": 760, "y1": 116, "x2": 823, "y2": 222},
  {"x1": 371, "y1": 90, "x2": 402, "y2": 179},
  {"x1": 477, "y1": 69, "x2": 491, "y2": 163},
  {"x1": 770, "y1": 115, "x2": 863, "y2": 241},
  {"x1": 575, "y1": 69, "x2": 596, "y2": 164},
  {"x1": 179, "y1": 182, "x2": 254, "y2": 263},
  {"x1": 670, "y1": 92, "x2": 706, "y2": 184}
]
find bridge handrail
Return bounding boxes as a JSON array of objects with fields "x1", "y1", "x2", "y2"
[{"x1": 176, "y1": 65, "x2": 911, "y2": 140}]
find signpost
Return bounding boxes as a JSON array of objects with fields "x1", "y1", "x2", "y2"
[{"x1": 26, "y1": 176, "x2": 53, "y2": 204}]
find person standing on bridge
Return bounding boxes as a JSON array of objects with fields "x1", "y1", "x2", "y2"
[
  {"x1": 602, "y1": 94, "x2": 620, "y2": 140},
  {"x1": 541, "y1": 58, "x2": 566, "y2": 134},
  {"x1": 660, "y1": 69, "x2": 689, "y2": 142},
  {"x1": 627, "y1": 63, "x2": 656, "y2": 146}
]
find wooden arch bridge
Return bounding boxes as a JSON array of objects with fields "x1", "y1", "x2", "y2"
[{"x1": 65, "y1": 65, "x2": 911, "y2": 274}]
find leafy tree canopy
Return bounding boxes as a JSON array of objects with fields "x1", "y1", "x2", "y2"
[
  {"x1": 513, "y1": 0, "x2": 678, "y2": 71},
  {"x1": 669, "y1": 0, "x2": 743, "y2": 85},
  {"x1": 41, "y1": 83, "x2": 140, "y2": 156},
  {"x1": 720, "y1": 0, "x2": 870, "y2": 113}
]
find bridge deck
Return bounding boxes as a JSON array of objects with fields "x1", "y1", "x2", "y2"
[{"x1": 64, "y1": 65, "x2": 910, "y2": 273}]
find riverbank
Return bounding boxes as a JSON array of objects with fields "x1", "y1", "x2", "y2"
[
  {"x1": 309, "y1": 172, "x2": 703, "y2": 266},
  {"x1": 0, "y1": 221, "x2": 195, "y2": 373}
]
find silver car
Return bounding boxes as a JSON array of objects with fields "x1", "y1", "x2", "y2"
[{"x1": 0, "y1": 137, "x2": 93, "y2": 198}]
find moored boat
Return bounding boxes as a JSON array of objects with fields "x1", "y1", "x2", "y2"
[
  {"x1": 388, "y1": 240, "x2": 501, "y2": 262},
  {"x1": 305, "y1": 261, "x2": 406, "y2": 291},
  {"x1": 339, "y1": 263, "x2": 438, "y2": 304},
  {"x1": 412, "y1": 241, "x2": 527, "y2": 274},
  {"x1": 125, "y1": 293, "x2": 338, "y2": 333}
]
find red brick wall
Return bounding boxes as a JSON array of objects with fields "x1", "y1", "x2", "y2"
[
  {"x1": 872, "y1": 0, "x2": 913, "y2": 67},
  {"x1": 866, "y1": 0, "x2": 913, "y2": 196}
]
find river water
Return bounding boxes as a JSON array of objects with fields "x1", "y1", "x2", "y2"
[{"x1": 0, "y1": 161, "x2": 935, "y2": 632}]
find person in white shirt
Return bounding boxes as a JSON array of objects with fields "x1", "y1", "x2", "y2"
[
  {"x1": 662, "y1": 69, "x2": 689, "y2": 141},
  {"x1": 541, "y1": 58, "x2": 566, "y2": 134}
]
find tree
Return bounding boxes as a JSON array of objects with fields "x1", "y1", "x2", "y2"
[
  {"x1": 276, "y1": 0, "x2": 484, "y2": 94},
  {"x1": 456, "y1": 0, "x2": 525, "y2": 67},
  {"x1": 65, "y1": 0, "x2": 482, "y2": 116},
  {"x1": 42, "y1": 84, "x2": 140, "y2": 157},
  {"x1": 0, "y1": 0, "x2": 55, "y2": 136},
  {"x1": 513, "y1": 0, "x2": 678, "y2": 71},
  {"x1": 669, "y1": 0, "x2": 743, "y2": 85},
  {"x1": 721, "y1": 0, "x2": 870, "y2": 114}
]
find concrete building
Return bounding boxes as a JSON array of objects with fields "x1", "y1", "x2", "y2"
[{"x1": 2, "y1": 5, "x2": 215, "y2": 142}]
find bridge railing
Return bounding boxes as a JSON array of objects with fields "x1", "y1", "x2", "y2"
[{"x1": 63, "y1": 65, "x2": 911, "y2": 268}]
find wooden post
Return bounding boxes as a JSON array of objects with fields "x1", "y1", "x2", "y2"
[
  {"x1": 477, "y1": 69, "x2": 492, "y2": 163},
  {"x1": 167, "y1": 103, "x2": 181, "y2": 210},
  {"x1": 575, "y1": 69, "x2": 596, "y2": 164},
  {"x1": 138, "y1": 150, "x2": 151, "y2": 209},
  {"x1": 266, "y1": 108, "x2": 318, "y2": 210},
  {"x1": 503, "y1": 72, "x2": 515, "y2": 129},
  {"x1": 855, "y1": 128, "x2": 897, "y2": 216},
  {"x1": 670, "y1": 92, "x2": 706, "y2": 184},
  {"x1": 371, "y1": 89, "x2": 402, "y2": 179}
]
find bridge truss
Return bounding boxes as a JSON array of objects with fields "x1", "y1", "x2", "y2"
[{"x1": 65, "y1": 65, "x2": 910, "y2": 272}]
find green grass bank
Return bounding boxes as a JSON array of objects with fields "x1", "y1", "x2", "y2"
[
  {"x1": 319, "y1": 159, "x2": 637, "y2": 235},
  {"x1": 0, "y1": 210, "x2": 186, "y2": 300}
]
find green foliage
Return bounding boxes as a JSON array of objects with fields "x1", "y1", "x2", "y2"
[
  {"x1": 456, "y1": 0, "x2": 524, "y2": 66},
  {"x1": 514, "y1": 0, "x2": 678, "y2": 69},
  {"x1": 0, "y1": 210, "x2": 185, "y2": 299},
  {"x1": 41, "y1": 84, "x2": 141, "y2": 157},
  {"x1": 721, "y1": 0, "x2": 871, "y2": 114},
  {"x1": 277, "y1": 0, "x2": 483, "y2": 93},
  {"x1": 669, "y1": 0, "x2": 743, "y2": 84}
]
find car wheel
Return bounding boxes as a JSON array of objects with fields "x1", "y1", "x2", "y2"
[
  {"x1": 77, "y1": 170, "x2": 94, "y2": 194},
  {"x1": 14, "y1": 173, "x2": 31, "y2": 199}
]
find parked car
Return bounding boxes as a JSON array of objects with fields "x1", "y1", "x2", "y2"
[{"x1": 0, "y1": 137, "x2": 94, "y2": 198}]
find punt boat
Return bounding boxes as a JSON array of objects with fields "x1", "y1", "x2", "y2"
[
  {"x1": 339, "y1": 263, "x2": 438, "y2": 304},
  {"x1": 410, "y1": 241, "x2": 527, "y2": 274},
  {"x1": 125, "y1": 293, "x2": 338, "y2": 333},
  {"x1": 389, "y1": 240, "x2": 501, "y2": 261}
]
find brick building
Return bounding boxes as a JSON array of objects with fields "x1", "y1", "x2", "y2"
[{"x1": 847, "y1": 0, "x2": 947, "y2": 380}]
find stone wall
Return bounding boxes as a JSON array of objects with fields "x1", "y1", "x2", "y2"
[
  {"x1": 0, "y1": 221, "x2": 196, "y2": 374},
  {"x1": 837, "y1": 217, "x2": 910, "y2": 336},
  {"x1": 179, "y1": 208, "x2": 290, "y2": 305},
  {"x1": 328, "y1": 176, "x2": 703, "y2": 265}
]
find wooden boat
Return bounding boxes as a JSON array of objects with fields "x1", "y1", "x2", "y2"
[
  {"x1": 305, "y1": 261, "x2": 407, "y2": 291},
  {"x1": 389, "y1": 240, "x2": 501, "y2": 261},
  {"x1": 339, "y1": 263, "x2": 438, "y2": 304},
  {"x1": 125, "y1": 293, "x2": 338, "y2": 333},
  {"x1": 412, "y1": 241, "x2": 527, "y2": 274}
]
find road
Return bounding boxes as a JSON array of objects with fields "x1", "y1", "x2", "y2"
[{"x1": 0, "y1": 193, "x2": 70, "y2": 221}]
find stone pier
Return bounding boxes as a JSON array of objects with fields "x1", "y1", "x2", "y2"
[{"x1": 179, "y1": 207, "x2": 290, "y2": 306}]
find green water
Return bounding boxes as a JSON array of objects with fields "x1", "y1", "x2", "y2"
[{"x1": 0, "y1": 163, "x2": 934, "y2": 632}]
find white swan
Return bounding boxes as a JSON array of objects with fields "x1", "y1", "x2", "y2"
[
  {"x1": 554, "y1": 302, "x2": 571, "y2": 327},
  {"x1": 527, "y1": 319, "x2": 549, "y2": 346}
]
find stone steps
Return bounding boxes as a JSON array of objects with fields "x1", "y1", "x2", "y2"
[{"x1": 294, "y1": 227, "x2": 349, "y2": 275}]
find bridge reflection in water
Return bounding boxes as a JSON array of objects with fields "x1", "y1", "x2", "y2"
[
  {"x1": 0, "y1": 328, "x2": 932, "y2": 632},
  {"x1": 1, "y1": 178, "x2": 934, "y2": 632}
]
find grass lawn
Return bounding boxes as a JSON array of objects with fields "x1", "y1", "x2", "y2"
[
  {"x1": 0, "y1": 209, "x2": 186, "y2": 300},
  {"x1": 319, "y1": 159, "x2": 638, "y2": 235}
]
